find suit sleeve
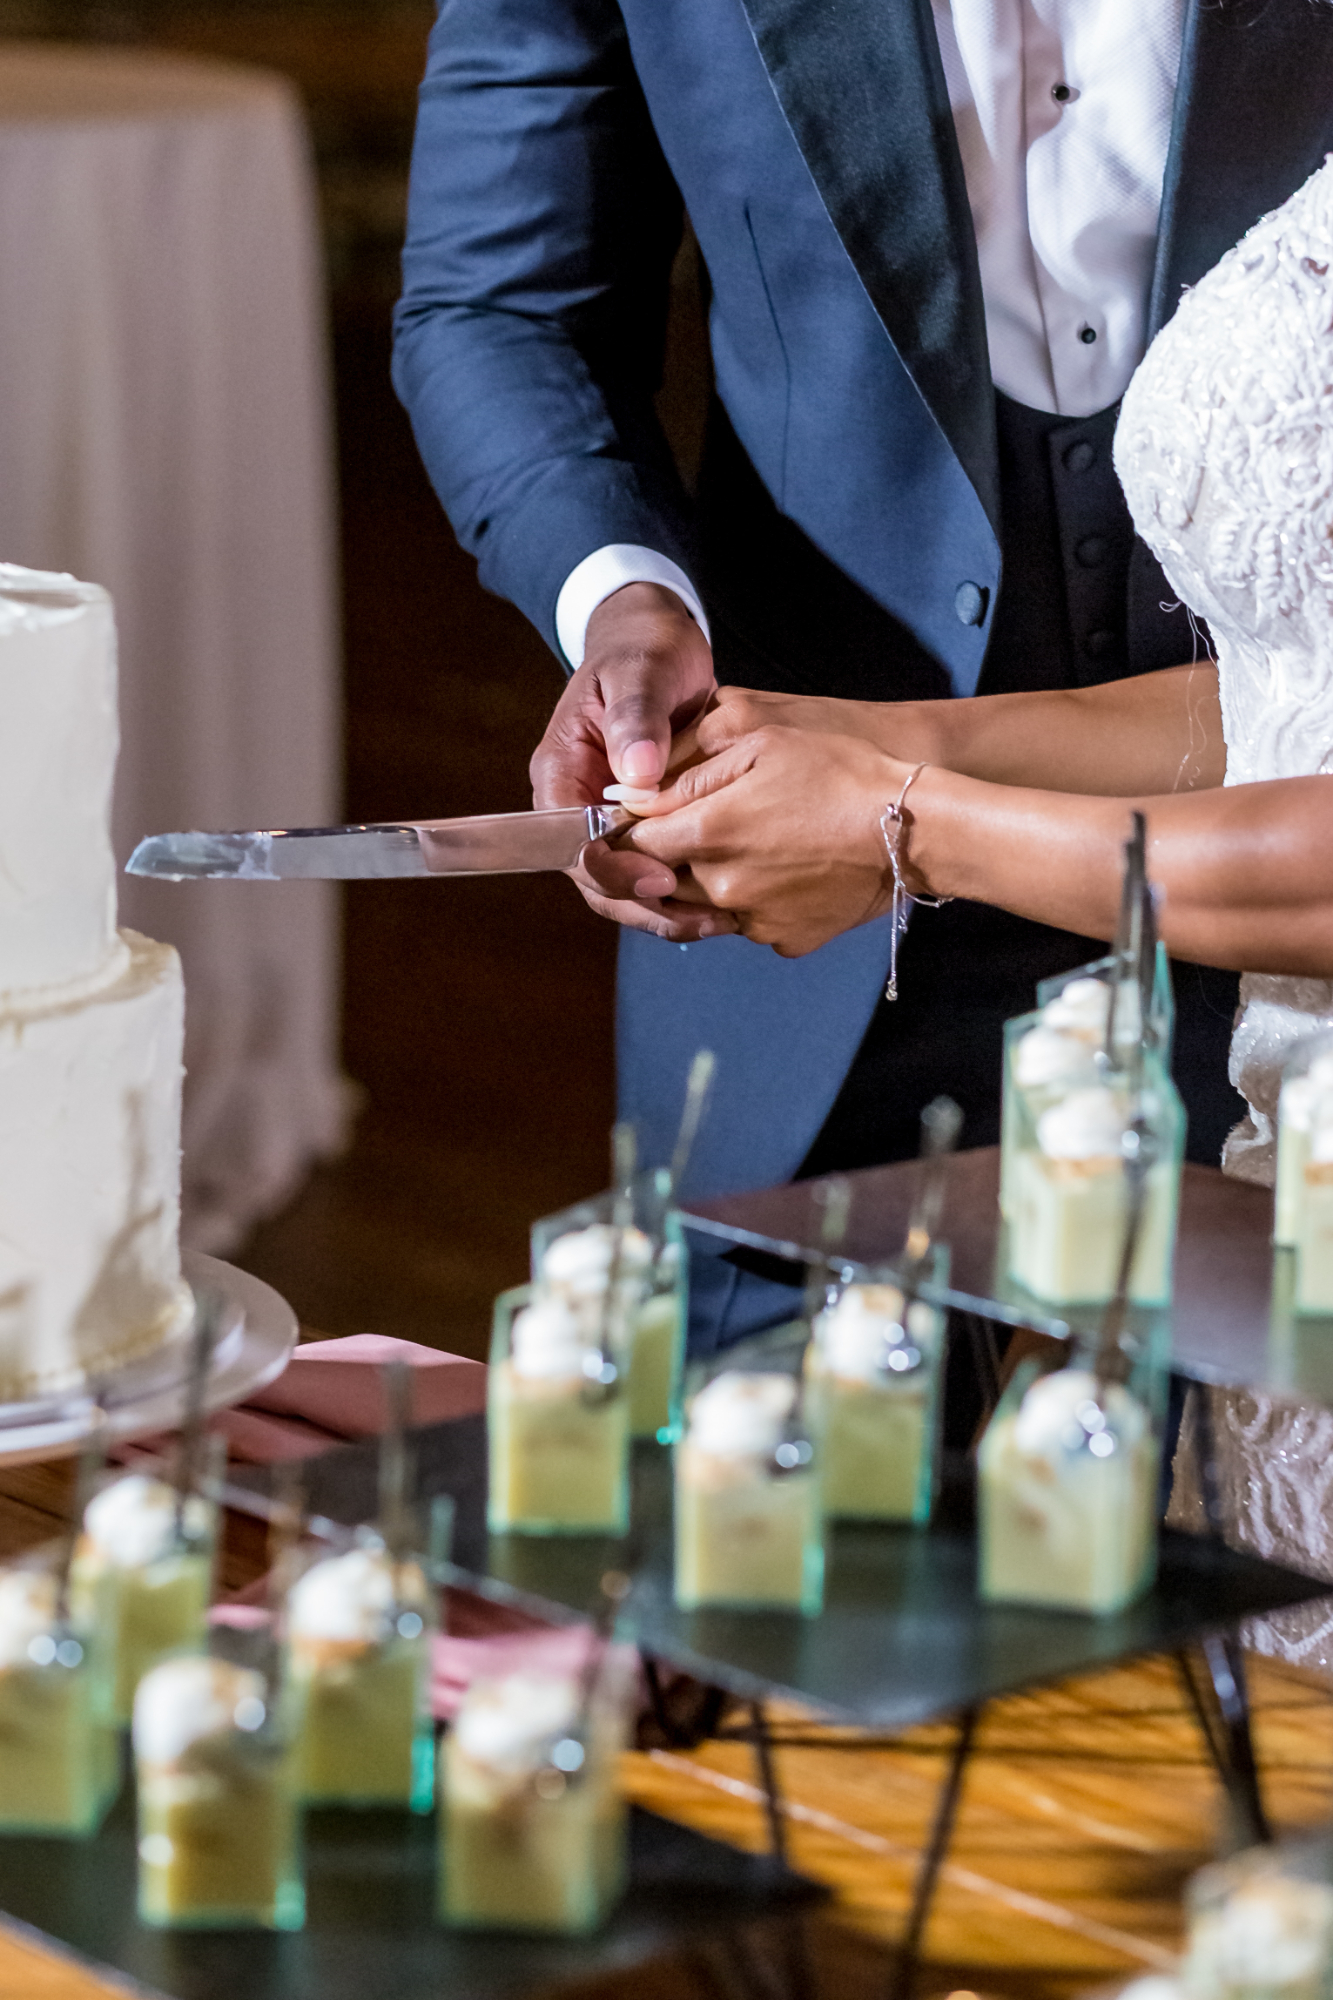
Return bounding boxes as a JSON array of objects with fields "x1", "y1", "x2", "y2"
[{"x1": 392, "y1": 0, "x2": 695, "y2": 663}]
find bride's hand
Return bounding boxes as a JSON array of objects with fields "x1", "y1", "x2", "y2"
[
  {"x1": 663, "y1": 686, "x2": 900, "y2": 780},
  {"x1": 625, "y1": 726, "x2": 922, "y2": 956}
]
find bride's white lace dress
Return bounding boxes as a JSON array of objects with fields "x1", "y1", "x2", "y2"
[{"x1": 1114, "y1": 156, "x2": 1333, "y2": 1667}]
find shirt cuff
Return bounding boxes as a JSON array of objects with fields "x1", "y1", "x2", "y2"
[{"x1": 555, "y1": 545, "x2": 711, "y2": 669}]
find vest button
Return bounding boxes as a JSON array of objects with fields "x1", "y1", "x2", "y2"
[
  {"x1": 1076, "y1": 535, "x2": 1108, "y2": 568},
  {"x1": 1084, "y1": 628, "x2": 1116, "y2": 659},
  {"x1": 954, "y1": 582, "x2": 989, "y2": 626},
  {"x1": 1063, "y1": 439, "x2": 1096, "y2": 473}
]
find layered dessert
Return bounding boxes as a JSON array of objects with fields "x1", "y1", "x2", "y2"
[
  {"x1": 134, "y1": 1654, "x2": 302, "y2": 1929},
  {"x1": 806, "y1": 1284, "x2": 942, "y2": 1522},
  {"x1": 1007, "y1": 1080, "x2": 1180, "y2": 1306},
  {"x1": 288, "y1": 1544, "x2": 431, "y2": 1809},
  {"x1": 0, "y1": 565, "x2": 190, "y2": 1402},
  {"x1": 1186, "y1": 1846, "x2": 1333, "y2": 1999},
  {"x1": 440, "y1": 1668, "x2": 627, "y2": 1933},
  {"x1": 0, "y1": 1565, "x2": 116, "y2": 1834},
  {"x1": 73, "y1": 1471, "x2": 214, "y2": 1722},
  {"x1": 540, "y1": 1220, "x2": 683, "y2": 1440},
  {"x1": 488, "y1": 1289, "x2": 629, "y2": 1534},
  {"x1": 979, "y1": 1366, "x2": 1159, "y2": 1614},
  {"x1": 675, "y1": 1371, "x2": 822, "y2": 1613}
]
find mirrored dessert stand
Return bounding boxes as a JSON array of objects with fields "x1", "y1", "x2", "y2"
[{"x1": 0, "y1": 1250, "x2": 297, "y2": 1466}]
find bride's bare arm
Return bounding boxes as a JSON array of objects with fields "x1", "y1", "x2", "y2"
[
  {"x1": 680, "y1": 663, "x2": 1226, "y2": 798},
  {"x1": 626, "y1": 726, "x2": 1333, "y2": 974}
]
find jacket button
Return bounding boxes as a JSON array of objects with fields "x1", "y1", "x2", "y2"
[
  {"x1": 954, "y1": 582, "x2": 989, "y2": 626},
  {"x1": 1063, "y1": 439, "x2": 1096, "y2": 473},
  {"x1": 1076, "y1": 535, "x2": 1108, "y2": 568}
]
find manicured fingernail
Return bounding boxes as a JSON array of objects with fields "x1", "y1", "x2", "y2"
[
  {"x1": 604, "y1": 783, "x2": 659, "y2": 806},
  {"x1": 634, "y1": 874, "x2": 671, "y2": 899},
  {"x1": 620, "y1": 740, "x2": 661, "y2": 783}
]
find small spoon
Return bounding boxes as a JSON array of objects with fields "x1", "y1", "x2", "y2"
[
  {"x1": 378, "y1": 1358, "x2": 414, "y2": 1564},
  {"x1": 534, "y1": 1563, "x2": 634, "y2": 1797},
  {"x1": 668, "y1": 1049, "x2": 716, "y2": 1197},
  {"x1": 173, "y1": 1289, "x2": 223, "y2": 1550},
  {"x1": 581, "y1": 1122, "x2": 636, "y2": 1408}
]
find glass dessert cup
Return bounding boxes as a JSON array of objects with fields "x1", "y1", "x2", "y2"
[
  {"x1": 72, "y1": 1460, "x2": 220, "y2": 1725},
  {"x1": 674, "y1": 1338, "x2": 824, "y2": 1615},
  {"x1": 805, "y1": 1255, "x2": 947, "y2": 1524},
  {"x1": 487, "y1": 1284, "x2": 630, "y2": 1535},
  {"x1": 439, "y1": 1655, "x2": 634, "y2": 1934},
  {"x1": 1184, "y1": 1837, "x2": 1333, "y2": 1999},
  {"x1": 0, "y1": 1563, "x2": 118, "y2": 1836},
  {"x1": 1005, "y1": 1054, "x2": 1185, "y2": 1308},
  {"x1": 1276, "y1": 1031, "x2": 1333, "y2": 1304},
  {"x1": 978, "y1": 1335, "x2": 1165, "y2": 1615},
  {"x1": 1000, "y1": 949, "x2": 1175, "y2": 1226},
  {"x1": 134, "y1": 1644, "x2": 303, "y2": 1930},
  {"x1": 532, "y1": 1169, "x2": 687, "y2": 1442},
  {"x1": 288, "y1": 1538, "x2": 434, "y2": 1811}
]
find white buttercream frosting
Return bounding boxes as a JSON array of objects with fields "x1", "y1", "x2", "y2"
[
  {"x1": 1013, "y1": 1368, "x2": 1148, "y2": 1459},
  {"x1": 510, "y1": 1295, "x2": 588, "y2": 1381},
  {"x1": 1042, "y1": 977, "x2": 1112, "y2": 1039},
  {"x1": 1036, "y1": 1085, "x2": 1127, "y2": 1161},
  {"x1": 133, "y1": 1654, "x2": 266, "y2": 1766},
  {"x1": 288, "y1": 1546, "x2": 421, "y2": 1645},
  {"x1": 452, "y1": 1671, "x2": 580, "y2": 1773},
  {"x1": 1014, "y1": 1024, "x2": 1100, "y2": 1091},
  {"x1": 541, "y1": 1224, "x2": 653, "y2": 1297},
  {"x1": 687, "y1": 1371, "x2": 795, "y2": 1458},
  {"x1": 0, "y1": 566, "x2": 119, "y2": 1001},
  {"x1": 0, "y1": 929, "x2": 191, "y2": 1401},
  {"x1": 83, "y1": 1474, "x2": 207, "y2": 1570},
  {"x1": 816, "y1": 1285, "x2": 935, "y2": 1383},
  {"x1": 0, "y1": 1567, "x2": 57, "y2": 1668},
  {"x1": 1192, "y1": 1875, "x2": 1333, "y2": 1986}
]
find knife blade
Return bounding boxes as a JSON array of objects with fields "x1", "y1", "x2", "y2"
[{"x1": 125, "y1": 805, "x2": 635, "y2": 882}]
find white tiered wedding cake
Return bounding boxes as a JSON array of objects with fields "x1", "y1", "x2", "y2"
[{"x1": 0, "y1": 563, "x2": 191, "y2": 1402}]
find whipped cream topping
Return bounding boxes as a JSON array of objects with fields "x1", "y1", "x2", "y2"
[
  {"x1": 1197, "y1": 1876, "x2": 1333, "y2": 1984},
  {"x1": 510, "y1": 1295, "x2": 589, "y2": 1381},
  {"x1": 1014, "y1": 1024, "x2": 1099, "y2": 1091},
  {"x1": 83, "y1": 1473, "x2": 207, "y2": 1570},
  {"x1": 133, "y1": 1654, "x2": 266, "y2": 1766},
  {"x1": 288, "y1": 1547, "x2": 422, "y2": 1645},
  {"x1": 453, "y1": 1671, "x2": 580, "y2": 1774},
  {"x1": 0, "y1": 1568, "x2": 58, "y2": 1668},
  {"x1": 542, "y1": 1224, "x2": 653, "y2": 1298},
  {"x1": 1042, "y1": 977, "x2": 1113, "y2": 1039},
  {"x1": 687, "y1": 1371, "x2": 795, "y2": 1458},
  {"x1": 1280, "y1": 1051, "x2": 1333, "y2": 1127},
  {"x1": 816, "y1": 1285, "x2": 936, "y2": 1383},
  {"x1": 1036, "y1": 1085, "x2": 1128, "y2": 1161},
  {"x1": 1012, "y1": 1367, "x2": 1148, "y2": 1459}
]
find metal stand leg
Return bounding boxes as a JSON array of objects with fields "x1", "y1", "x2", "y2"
[
  {"x1": 887, "y1": 1703, "x2": 982, "y2": 2000},
  {"x1": 1176, "y1": 1639, "x2": 1271, "y2": 1849},
  {"x1": 749, "y1": 1700, "x2": 790, "y2": 1869}
]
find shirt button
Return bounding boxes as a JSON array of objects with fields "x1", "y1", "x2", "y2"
[
  {"x1": 1051, "y1": 81, "x2": 1079, "y2": 103},
  {"x1": 1076, "y1": 536, "x2": 1108, "y2": 568},
  {"x1": 954, "y1": 582, "x2": 989, "y2": 626},
  {"x1": 1084, "y1": 629, "x2": 1116, "y2": 659},
  {"x1": 1063, "y1": 439, "x2": 1096, "y2": 473},
  {"x1": 1079, "y1": 325, "x2": 1097, "y2": 344}
]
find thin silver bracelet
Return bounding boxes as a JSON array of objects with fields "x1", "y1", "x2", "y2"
[{"x1": 879, "y1": 762, "x2": 953, "y2": 1001}]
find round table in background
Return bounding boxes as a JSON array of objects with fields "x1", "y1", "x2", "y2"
[{"x1": 0, "y1": 41, "x2": 351, "y2": 1251}]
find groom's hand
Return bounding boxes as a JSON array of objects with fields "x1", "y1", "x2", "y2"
[{"x1": 530, "y1": 582, "x2": 736, "y2": 939}]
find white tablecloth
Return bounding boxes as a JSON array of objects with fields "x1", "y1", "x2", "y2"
[{"x1": 0, "y1": 42, "x2": 350, "y2": 1252}]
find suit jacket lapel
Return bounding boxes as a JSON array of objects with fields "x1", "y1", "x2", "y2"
[
  {"x1": 736, "y1": 0, "x2": 999, "y2": 531},
  {"x1": 1151, "y1": 0, "x2": 1333, "y2": 337}
]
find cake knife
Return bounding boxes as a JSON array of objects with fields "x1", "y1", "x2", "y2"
[{"x1": 125, "y1": 804, "x2": 635, "y2": 882}]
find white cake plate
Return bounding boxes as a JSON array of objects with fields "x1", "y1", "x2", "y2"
[{"x1": 0, "y1": 1250, "x2": 298, "y2": 1466}]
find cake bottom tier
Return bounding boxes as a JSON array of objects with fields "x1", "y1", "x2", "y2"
[{"x1": 0, "y1": 928, "x2": 190, "y2": 1400}]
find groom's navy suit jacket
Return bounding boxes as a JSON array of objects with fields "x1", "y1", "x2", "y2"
[{"x1": 395, "y1": 0, "x2": 1333, "y2": 1204}]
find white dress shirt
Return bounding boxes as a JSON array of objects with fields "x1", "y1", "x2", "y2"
[{"x1": 557, "y1": 0, "x2": 1186, "y2": 666}]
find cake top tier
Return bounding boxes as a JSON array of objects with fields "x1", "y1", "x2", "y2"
[{"x1": 0, "y1": 563, "x2": 120, "y2": 1003}]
